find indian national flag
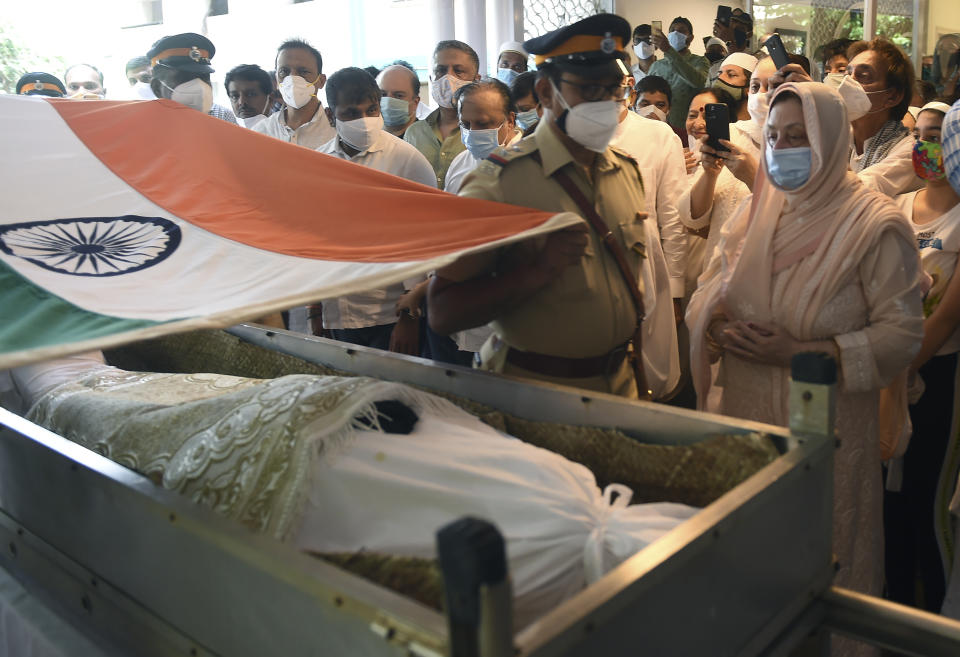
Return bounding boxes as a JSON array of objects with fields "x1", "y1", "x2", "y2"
[{"x1": 0, "y1": 95, "x2": 580, "y2": 369}]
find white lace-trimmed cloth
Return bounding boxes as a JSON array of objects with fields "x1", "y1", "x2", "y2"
[
  {"x1": 19, "y1": 357, "x2": 698, "y2": 628},
  {"x1": 25, "y1": 366, "x2": 432, "y2": 541}
]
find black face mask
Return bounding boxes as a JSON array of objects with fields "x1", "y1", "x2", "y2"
[
  {"x1": 712, "y1": 77, "x2": 747, "y2": 101},
  {"x1": 706, "y1": 51, "x2": 726, "y2": 64}
]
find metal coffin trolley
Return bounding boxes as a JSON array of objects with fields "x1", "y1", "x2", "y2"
[{"x1": 0, "y1": 324, "x2": 958, "y2": 656}]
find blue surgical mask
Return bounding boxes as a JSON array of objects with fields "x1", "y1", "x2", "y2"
[
  {"x1": 461, "y1": 124, "x2": 503, "y2": 160},
  {"x1": 516, "y1": 108, "x2": 539, "y2": 131},
  {"x1": 766, "y1": 146, "x2": 812, "y2": 190},
  {"x1": 496, "y1": 68, "x2": 520, "y2": 86},
  {"x1": 667, "y1": 31, "x2": 688, "y2": 51},
  {"x1": 380, "y1": 96, "x2": 411, "y2": 127}
]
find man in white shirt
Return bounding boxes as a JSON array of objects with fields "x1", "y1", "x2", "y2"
[
  {"x1": 253, "y1": 39, "x2": 336, "y2": 149},
  {"x1": 443, "y1": 79, "x2": 522, "y2": 359},
  {"x1": 769, "y1": 37, "x2": 921, "y2": 198},
  {"x1": 610, "y1": 92, "x2": 685, "y2": 396},
  {"x1": 847, "y1": 39, "x2": 921, "y2": 197},
  {"x1": 445, "y1": 79, "x2": 521, "y2": 194},
  {"x1": 225, "y1": 64, "x2": 274, "y2": 129},
  {"x1": 316, "y1": 67, "x2": 437, "y2": 354},
  {"x1": 631, "y1": 24, "x2": 657, "y2": 81},
  {"x1": 611, "y1": 94, "x2": 687, "y2": 307},
  {"x1": 495, "y1": 41, "x2": 529, "y2": 86}
]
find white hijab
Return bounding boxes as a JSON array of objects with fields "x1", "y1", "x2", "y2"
[{"x1": 687, "y1": 82, "x2": 917, "y2": 405}]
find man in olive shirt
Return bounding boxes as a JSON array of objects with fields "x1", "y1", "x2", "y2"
[
  {"x1": 428, "y1": 14, "x2": 676, "y2": 399},
  {"x1": 404, "y1": 40, "x2": 480, "y2": 188},
  {"x1": 648, "y1": 16, "x2": 709, "y2": 132}
]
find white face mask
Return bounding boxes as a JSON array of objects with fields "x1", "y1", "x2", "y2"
[
  {"x1": 823, "y1": 72, "x2": 846, "y2": 88},
  {"x1": 337, "y1": 114, "x2": 384, "y2": 151},
  {"x1": 431, "y1": 74, "x2": 471, "y2": 109},
  {"x1": 238, "y1": 97, "x2": 271, "y2": 127},
  {"x1": 133, "y1": 80, "x2": 156, "y2": 100},
  {"x1": 747, "y1": 91, "x2": 769, "y2": 126},
  {"x1": 280, "y1": 74, "x2": 319, "y2": 109},
  {"x1": 636, "y1": 104, "x2": 667, "y2": 121},
  {"x1": 667, "y1": 31, "x2": 688, "y2": 51},
  {"x1": 239, "y1": 114, "x2": 266, "y2": 129},
  {"x1": 634, "y1": 42, "x2": 656, "y2": 60},
  {"x1": 161, "y1": 78, "x2": 213, "y2": 114},
  {"x1": 550, "y1": 80, "x2": 621, "y2": 153},
  {"x1": 824, "y1": 74, "x2": 873, "y2": 121}
]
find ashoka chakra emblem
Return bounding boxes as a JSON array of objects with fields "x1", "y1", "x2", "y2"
[{"x1": 0, "y1": 216, "x2": 181, "y2": 277}]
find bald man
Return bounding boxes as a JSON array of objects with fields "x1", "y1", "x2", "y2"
[{"x1": 377, "y1": 64, "x2": 421, "y2": 138}]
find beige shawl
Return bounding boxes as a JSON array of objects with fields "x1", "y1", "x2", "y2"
[{"x1": 688, "y1": 82, "x2": 918, "y2": 406}]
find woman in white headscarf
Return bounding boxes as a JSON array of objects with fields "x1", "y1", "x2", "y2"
[{"x1": 687, "y1": 82, "x2": 925, "y2": 613}]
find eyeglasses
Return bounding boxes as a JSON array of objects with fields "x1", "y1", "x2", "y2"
[{"x1": 559, "y1": 78, "x2": 629, "y2": 102}]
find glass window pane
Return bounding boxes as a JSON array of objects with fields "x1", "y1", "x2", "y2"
[{"x1": 752, "y1": 0, "x2": 913, "y2": 80}]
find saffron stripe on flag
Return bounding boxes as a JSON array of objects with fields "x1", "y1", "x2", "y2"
[{"x1": 48, "y1": 97, "x2": 564, "y2": 262}]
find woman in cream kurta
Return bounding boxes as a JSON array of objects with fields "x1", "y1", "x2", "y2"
[{"x1": 687, "y1": 83, "x2": 925, "y2": 617}]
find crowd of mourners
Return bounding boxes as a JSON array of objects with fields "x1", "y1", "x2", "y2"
[{"x1": 10, "y1": 6, "x2": 960, "y2": 645}]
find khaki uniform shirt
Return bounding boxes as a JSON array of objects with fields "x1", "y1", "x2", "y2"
[{"x1": 457, "y1": 121, "x2": 649, "y2": 395}]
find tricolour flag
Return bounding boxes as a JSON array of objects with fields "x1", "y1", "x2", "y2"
[{"x1": 0, "y1": 96, "x2": 581, "y2": 369}]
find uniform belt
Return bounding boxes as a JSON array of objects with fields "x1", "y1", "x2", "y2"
[{"x1": 505, "y1": 343, "x2": 629, "y2": 379}]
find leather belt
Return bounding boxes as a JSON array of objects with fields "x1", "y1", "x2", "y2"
[{"x1": 505, "y1": 343, "x2": 629, "y2": 379}]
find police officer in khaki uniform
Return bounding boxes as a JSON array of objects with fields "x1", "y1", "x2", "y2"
[{"x1": 428, "y1": 14, "x2": 677, "y2": 399}]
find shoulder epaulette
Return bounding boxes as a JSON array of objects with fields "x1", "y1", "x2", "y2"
[
  {"x1": 474, "y1": 138, "x2": 540, "y2": 176},
  {"x1": 608, "y1": 145, "x2": 638, "y2": 164},
  {"x1": 608, "y1": 145, "x2": 645, "y2": 196},
  {"x1": 486, "y1": 137, "x2": 539, "y2": 164}
]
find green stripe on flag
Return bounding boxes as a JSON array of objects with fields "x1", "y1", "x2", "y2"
[{"x1": 0, "y1": 259, "x2": 162, "y2": 356}]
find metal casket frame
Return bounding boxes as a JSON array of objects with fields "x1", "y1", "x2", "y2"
[{"x1": 0, "y1": 324, "x2": 833, "y2": 657}]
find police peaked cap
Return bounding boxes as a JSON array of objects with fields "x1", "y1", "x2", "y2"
[
  {"x1": 524, "y1": 14, "x2": 631, "y2": 76},
  {"x1": 17, "y1": 72, "x2": 65, "y2": 97},
  {"x1": 148, "y1": 33, "x2": 216, "y2": 74}
]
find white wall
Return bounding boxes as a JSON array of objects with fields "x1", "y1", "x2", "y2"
[
  {"x1": 927, "y1": 0, "x2": 960, "y2": 54},
  {"x1": 2, "y1": 0, "x2": 441, "y2": 102},
  {"x1": 614, "y1": 0, "x2": 748, "y2": 56},
  {"x1": 5, "y1": 0, "x2": 761, "y2": 102}
]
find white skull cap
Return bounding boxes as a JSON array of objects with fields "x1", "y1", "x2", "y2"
[
  {"x1": 920, "y1": 101, "x2": 954, "y2": 115},
  {"x1": 498, "y1": 41, "x2": 528, "y2": 57},
  {"x1": 721, "y1": 52, "x2": 759, "y2": 72}
]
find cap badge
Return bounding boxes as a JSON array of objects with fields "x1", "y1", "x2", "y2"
[
  {"x1": 189, "y1": 46, "x2": 203, "y2": 62},
  {"x1": 600, "y1": 32, "x2": 615, "y2": 54},
  {"x1": 33, "y1": 81, "x2": 43, "y2": 90}
]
